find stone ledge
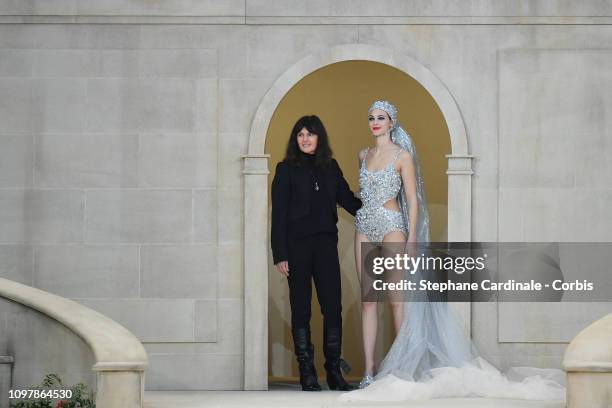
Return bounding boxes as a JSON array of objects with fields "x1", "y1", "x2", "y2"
[
  {"x1": 245, "y1": 16, "x2": 612, "y2": 25},
  {"x1": 0, "y1": 15, "x2": 244, "y2": 24},
  {"x1": 1, "y1": 15, "x2": 612, "y2": 25},
  {"x1": 0, "y1": 356, "x2": 13, "y2": 364}
]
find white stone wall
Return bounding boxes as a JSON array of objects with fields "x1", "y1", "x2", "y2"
[{"x1": 1, "y1": 0, "x2": 611, "y2": 389}]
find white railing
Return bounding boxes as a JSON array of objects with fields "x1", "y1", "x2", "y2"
[
  {"x1": 564, "y1": 312, "x2": 612, "y2": 408},
  {"x1": 0, "y1": 278, "x2": 148, "y2": 408}
]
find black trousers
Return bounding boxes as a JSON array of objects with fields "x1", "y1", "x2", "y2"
[{"x1": 287, "y1": 232, "x2": 342, "y2": 331}]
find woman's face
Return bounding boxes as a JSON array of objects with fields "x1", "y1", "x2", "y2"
[
  {"x1": 296, "y1": 127, "x2": 318, "y2": 154},
  {"x1": 368, "y1": 108, "x2": 393, "y2": 137}
]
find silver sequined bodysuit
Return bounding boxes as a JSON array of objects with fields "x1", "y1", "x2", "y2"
[{"x1": 355, "y1": 148, "x2": 408, "y2": 243}]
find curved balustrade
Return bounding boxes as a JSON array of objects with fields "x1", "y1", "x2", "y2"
[
  {"x1": 0, "y1": 278, "x2": 148, "y2": 408},
  {"x1": 563, "y1": 312, "x2": 612, "y2": 408}
]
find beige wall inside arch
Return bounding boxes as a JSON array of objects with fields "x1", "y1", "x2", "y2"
[{"x1": 265, "y1": 60, "x2": 451, "y2": 379}]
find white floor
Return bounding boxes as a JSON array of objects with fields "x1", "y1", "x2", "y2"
[{"x1": 145, "y1": 385, "x2": 566, "y2": 408}]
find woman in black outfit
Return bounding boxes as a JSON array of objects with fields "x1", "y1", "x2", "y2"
[{"x1": 271, "y1": 115, "x2": 362, "y2": 391}]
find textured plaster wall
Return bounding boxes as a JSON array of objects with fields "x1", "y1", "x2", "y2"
[{"x1": 0, "y1": 0, "x2": 611, "y2": 388}]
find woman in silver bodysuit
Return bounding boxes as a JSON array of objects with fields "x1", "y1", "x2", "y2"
[
  {"x1": 354, "y1": 100, "x2": 425, "y2": 388},
  {"x1": 345, "y1": 102, "x2": 565, "y2": 401}
]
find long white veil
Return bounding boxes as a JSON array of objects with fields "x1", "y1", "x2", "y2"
[
  {"x1": 376, "y1": 124, "x2": 477, "y2": 383},
  {"x1": 391, "y1": 125, "x2": 430, "y2": 245}
]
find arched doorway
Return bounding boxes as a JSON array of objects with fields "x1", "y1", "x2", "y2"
[
  {"x1": 265, "y1": 60, "x2": 450, "y2": 381},
  {"x1": 242, "y1": 44, "x2": 473, "y2": 390}
]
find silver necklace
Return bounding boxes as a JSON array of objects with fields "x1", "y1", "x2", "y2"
[
  {"x1": 304, "y1": 161, "x2": 320, "y2": 191},
  {"x1": 309, "y1": 170, "x2": 320, "y2": 191}
]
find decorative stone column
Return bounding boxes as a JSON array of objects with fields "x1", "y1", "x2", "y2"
[
  {"x1": 242, "y1": 154, "x2": 270, "y2": 390},
  {"x1": 446, "y1": 153, "x2": 474, "y2": 334},
  {"x1": 0, "y1": 356, "x2": 13, "y2": 408},
  {"x1": 93, "y1": 365, "x2": 145, "y2": 408},
  {"x1": 446, "y1": 154, "x2": 474, "y2": 242}
]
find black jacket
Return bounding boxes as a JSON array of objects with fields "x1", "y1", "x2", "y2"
[{"x1": 271, "y1": 158, "x2": 362, "y2": 264}]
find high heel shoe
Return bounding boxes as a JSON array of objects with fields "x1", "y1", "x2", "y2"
[{"x1": 359, "y1": 374, "x2": 374, "y2": 389}]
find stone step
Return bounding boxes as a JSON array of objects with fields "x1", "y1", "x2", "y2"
[{"x1": 145, "y1": 387, "x2": 566, "y2": 408}]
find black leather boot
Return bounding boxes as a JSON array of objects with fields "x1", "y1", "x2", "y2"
[
  {"x1": 292, "y1": 327, "x2": 322, "y2": 391},
  {"x1": 323, "y1": 327, "x2": 353, "y2": 391}
]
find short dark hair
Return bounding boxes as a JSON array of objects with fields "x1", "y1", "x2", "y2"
[{"x1": 284, "y1": 115, "x2": 333, "y2": 168}]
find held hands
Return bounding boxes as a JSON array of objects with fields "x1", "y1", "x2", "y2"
[{"x1": 275, "y1": 261, "x2": 289, "y2": 277}]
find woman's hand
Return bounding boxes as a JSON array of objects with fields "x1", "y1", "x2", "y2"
[
  {"x1": 405, "y1": 240, "x2": 417, "y2": 260},
  {"x1": 275, "y1": 261, "x2": 290, "y2": 277}
]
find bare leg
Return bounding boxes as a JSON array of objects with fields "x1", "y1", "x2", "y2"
[
  {"x1": 382, "y1": 230, "x2": 407, "y2": 335},
  {"x1": 355, "y1": 231, "x2": 378, "y2": 376}
]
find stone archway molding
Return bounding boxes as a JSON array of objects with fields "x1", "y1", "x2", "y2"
[{"x1": 242, "y1": 44, "x2": 473, "y2": 390}]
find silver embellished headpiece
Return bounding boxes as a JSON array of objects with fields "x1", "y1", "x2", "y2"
[{"x1": 369, "y1": 100, "x2": 398, "y2": 128}]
